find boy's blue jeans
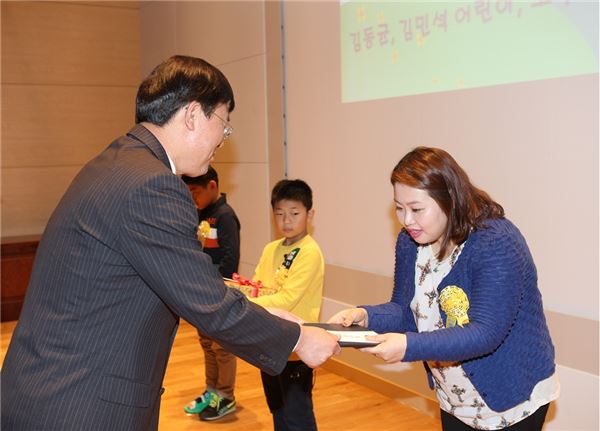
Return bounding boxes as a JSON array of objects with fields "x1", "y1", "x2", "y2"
[{"x1": 260, "y1": 360, "x2": 317, "y2": 431}]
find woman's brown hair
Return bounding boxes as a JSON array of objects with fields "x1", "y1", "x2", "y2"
[{"x1": 391, "y1": 147, "x2": 504, "y2": 258}]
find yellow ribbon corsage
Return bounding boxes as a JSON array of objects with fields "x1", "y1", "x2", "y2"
[
  {"x1": 274, "y1": 266, "x2": 289, "y2": 287},
  {"x1": 439, "y1": 285, "x2": 470, "y2": 328},
  {"x1": 198, "y1": 220, "x2": 211, "y2": 241}
]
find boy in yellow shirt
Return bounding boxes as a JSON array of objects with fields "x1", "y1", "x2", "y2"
[{"x1": 250, "y1": 179, "x2": 324, "y2": 431}]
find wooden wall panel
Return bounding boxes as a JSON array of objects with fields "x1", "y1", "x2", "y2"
[
  {"x1": 175, "y1": 1, "x2": 265, "y2": 66},
  {"x1": 1, "y1": 1, "x2": 140, "y2": 86},
  {"x1": 2, "y1": 85, "x2": 137, "y2": 167},
  {"x1": 70, "y1": 2, "x2": 139, "y2": 9},
  {"x1": 2, "y1": 166, "x2": 83, "y2": 237},
  {"x1": 1, "y1": 1, "x2": 140, "y2": 238},
  {"x1": 216, "y1": 56, "x2": 268, "y2": 164}
]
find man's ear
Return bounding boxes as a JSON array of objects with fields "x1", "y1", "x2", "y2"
[
  {"x1": 308, "y1": 208, "x2": 315, "y2": 222},
  {"x1": 208, "y1": 180, "x2": 218, "y2": 191},
  {"x1": 184, "y1": 101, "x2": 201, "y2": 130}
]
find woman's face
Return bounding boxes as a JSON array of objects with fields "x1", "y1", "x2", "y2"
[{"x1": 393, "y1": 182, "x2": 449, "y2": 254}]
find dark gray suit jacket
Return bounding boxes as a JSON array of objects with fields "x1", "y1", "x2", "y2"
[{"x1": 1, "y1": 125, "x2": 299, "y2": 430}]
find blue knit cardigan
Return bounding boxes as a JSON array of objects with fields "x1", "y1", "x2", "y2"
[{"x1": 362, "y1": 218, "x2": 555, "y2": 412}]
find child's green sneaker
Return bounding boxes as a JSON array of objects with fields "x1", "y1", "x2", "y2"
[
  {"x1": 183, "y1": 390, "x2": 213, "y2": 415},
  {"x1": 199, "y1": 392, "x2": 236, "y2": 421}
]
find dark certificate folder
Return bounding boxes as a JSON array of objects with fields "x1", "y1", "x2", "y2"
[{"x1": 304, "y1": 323, "x2": 380, "y2": 347}]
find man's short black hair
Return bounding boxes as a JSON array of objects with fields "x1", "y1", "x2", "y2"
[
  {"x1": 182, "y1": 166, "x2": 219, "y2": 188},
  {"x1": 271, "y1": 179, "x2": 313, "y2": 210},
  {"x1": 136, "y1": 55, "x2": 235, "y2": 126}
]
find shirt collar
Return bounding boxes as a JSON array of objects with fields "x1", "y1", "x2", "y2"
[{"x1": 165, "y1": 151, "x2": 176, "y2": 174}]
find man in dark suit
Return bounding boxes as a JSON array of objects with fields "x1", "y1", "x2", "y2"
[{"x1": 1, "y1": 56, "x2": 340, "y2": 430}]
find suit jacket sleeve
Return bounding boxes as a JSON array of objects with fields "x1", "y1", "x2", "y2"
[{"x1": 118, "y1": 172, "x2": 299, "y2": 375}]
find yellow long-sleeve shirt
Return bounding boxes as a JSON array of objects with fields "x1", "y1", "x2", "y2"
[{"x1": 250, "y1": 234, "x2": 324, "y2": 323}]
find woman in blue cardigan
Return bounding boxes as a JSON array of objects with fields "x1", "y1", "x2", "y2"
[{"x1": 329, "y1": 147, "x2": 559, "y2": 430}]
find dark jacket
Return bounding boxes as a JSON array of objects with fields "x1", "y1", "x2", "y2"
[{"x1": 197, "y1": 193, "x2": 240, "y2": 278}]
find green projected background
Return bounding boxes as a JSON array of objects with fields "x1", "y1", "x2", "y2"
[{"x1": 341, "y1": 1, "x2": 598, "y2": 103}]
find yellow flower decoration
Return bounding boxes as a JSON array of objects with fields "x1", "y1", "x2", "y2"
[
  {"x1": 198, "y1": 220, "x2": 211, "y2": 241},
  {"x1": 439, "y1": 285, "x2": 470, "y2": 328}
]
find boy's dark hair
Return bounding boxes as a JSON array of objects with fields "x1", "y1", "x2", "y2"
[
  {"x1": 136, "y1": 55, "x2": 235, "y2": 126},
  {"x1": 271, "y1": 179, "x2": 313, "y2": 210},
  {"x1": 182, "y1": 166, "x2": 219, "y2": 188}
]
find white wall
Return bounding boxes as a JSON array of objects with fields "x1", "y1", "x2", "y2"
[{"x1": 283, "y1": 2, "x2": 599, "y2": 430}]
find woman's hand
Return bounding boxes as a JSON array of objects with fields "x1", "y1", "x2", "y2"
[
  {"x1": 360, "y1": 333, "x2": 407, "y2": 363},
  {"x1": 327, "y1": 308, "x2": 368, "y2": 327}
]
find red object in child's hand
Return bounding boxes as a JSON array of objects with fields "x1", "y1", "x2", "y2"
[
  {"x1": 226, "y1": 274, "x2": 276, "y2": 297},
  {"x1": 232, "y1": 273, "x2": 263, "y2": 290}
]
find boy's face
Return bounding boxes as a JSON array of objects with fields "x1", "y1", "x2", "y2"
[
  {"x1": 188, "y1": 181, "x2": 218, "y2": 210},
  {"x1": 273, "y1": 199, "x2": 314, "y2": 245}
]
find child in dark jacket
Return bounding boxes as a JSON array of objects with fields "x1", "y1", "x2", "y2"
[{"x1": 182, "y1": 166, "x2": 240, "y2": 421}]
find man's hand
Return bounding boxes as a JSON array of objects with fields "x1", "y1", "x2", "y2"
[
  {"x1": 265, "y1": 307, "x2": 305, "y2": 325},
  {"x1": 294, "y1": 325, "x2": 341, "y2": 368}
]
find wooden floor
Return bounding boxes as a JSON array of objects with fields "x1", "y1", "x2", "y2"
[{"x1": 1, "y1": 319, "x2": 440, "y2": 430}]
